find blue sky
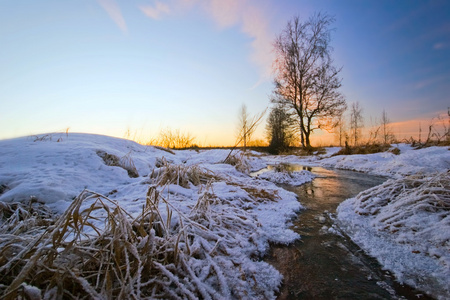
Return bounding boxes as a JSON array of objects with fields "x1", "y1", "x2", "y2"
[{"x1": 1, "y1": 0, "x2": 449, "y2": 145}]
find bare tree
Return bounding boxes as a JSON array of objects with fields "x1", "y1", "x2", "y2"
[
  {"x1": 273, "y1": 13, "x2": 346, "y2": 149},
  {"x1": 350, "y1": 102, "x2": 363, "y2": 146},
  {"x1": 236, "y1": 104, "x2": 258, "y2": 151},
  {"x1": 266, "y1": 104, "x2": 296, "y2": 153},
  {"x1": 225, "y1": 107, "x2": 266, "y2": 162},
  {"x1": 334, "y1": 110, "x2": 347, "y2": 147},
  {"x1": 381, "y1": 109, "x2": 394, "y2": 144}
]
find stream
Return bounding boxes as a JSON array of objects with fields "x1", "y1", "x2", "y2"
[{"x1": 259, "y1": 165, "x2": 433, "y2": 300}]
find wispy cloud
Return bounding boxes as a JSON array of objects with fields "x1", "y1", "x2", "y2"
[
  {"x1": 97, "y1": 0, "x2": 275, "y2": 83},
  {"x1": 139, "y1": 1, "x2": 171, "y2": 20},
  {"x1": 433, "y1": 42, "x2": 448, "y2": 50},
  {"x1": 141, "y1": 0, "x2": 275, "y2": 84},
  {"x1": 413, "y1": 74, "x2": 448, "y2": 90},
  {"x1": 97, "y1": 0, "x2": 127, "y2": 33}
]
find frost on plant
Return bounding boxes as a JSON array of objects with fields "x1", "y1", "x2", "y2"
[
  {"x1": 0, "y1": 181, "x2": 282, "y2": 299},
  {"x1": 149, "y1": 157, "x2": 221, "y2": 188},
  {"x1": 338, "y1": 171, "x2": 450, "y2": 299}
]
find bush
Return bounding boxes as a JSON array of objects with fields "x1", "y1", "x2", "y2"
[{"x1": 333, "y1": 143, "x2": 391, "y2": 156}]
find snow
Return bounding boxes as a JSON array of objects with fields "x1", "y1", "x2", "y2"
[
  {"x1": 256, "y1": 167, "x2": 315, "y2": 186},
  {"x1": 0, "y1": 133, "x2": 299, "y2": 299},
  {"x1": 319, "y1": 144, "x2": 450, "y2": 177},
  {"x1": 336, "y1": 172, "x2": 450, "y2": 299},
  {"x1": 1, "y1": 134, "x2": 449, "y2": 299},
  {"x1": 261, "y1": 144, "x2": 450, "y2": 178},
  {"x1": 255, "y1": 144, "x2": 450, "y2": 299}
]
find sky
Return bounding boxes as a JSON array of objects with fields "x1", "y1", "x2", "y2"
[{"x1": 1, "y1": 0, "x2": 449, "y2": 146}]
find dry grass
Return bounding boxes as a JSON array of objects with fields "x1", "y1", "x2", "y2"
[
  {"x1": 0, "y1": 186, "x2": 236, "y2": 299},
  {"x1": 224, "y1": 152, "x2": 250, "y2": 174},
  {"x1": 152, "y1": 146, "x2": 176, "y2": 155},
  {"x1": 150, "y1": 157, "x2": 221, "y2": 188},
  {"x1": 333, "y1": 143, "x2": 392, "y2": 156},
  {"x1": 0, "y1": 181, "x2": 273, "y2": 299},
  {"x1": 119, "y1": 151, "x2": 139, "y2": 178},
  {"x1": 30, "y1": 128, "x2": 70, "y2": 143},
  {"x1": 97, "y1": 150, "x2": 139, "y2": 178},
  {"x1": 355, "y1": 172, "x2": 450, "y2": 219},
  {"x1": 240, "y1": 186, "x2": 280, "y2": 203},
  {"x1": 0, "y1": 154, "x2": 282, "y2": 299}
]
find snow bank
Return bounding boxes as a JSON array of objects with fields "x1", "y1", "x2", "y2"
[
  {"x1": 256, "y1": 145, "x2": 449, "y2": 299},
  {"x1": 0, "y1": 133, "x2": 300, "y2": 299},
  {"x1": 257, "y1": 168, "x2": 315, "y2": 186},
  {"x1": 337, "y1": 172, "x2": 450, "y2": 299},
  {"x1": 320, "y1": 145, "x2": 450, "y2": 177},
  {"x1": 0, "y1": 133, "x2": 178, "y2": 212}
]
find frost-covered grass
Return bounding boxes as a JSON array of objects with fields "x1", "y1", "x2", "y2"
[
  {"x1": 0, "y1": 134, "x2": 300, "y2": 299},
  {"x1": 2, "y1": 134, "x2": 448, "y2": 299},
  {"x1": 337, "y1": 171, "x2": 450, "y2": 300}
]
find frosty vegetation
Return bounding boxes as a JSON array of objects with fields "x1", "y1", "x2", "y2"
[
  {"x1": 0, "y1": 134, "x2": 300, "y2": 299},
  {"x1": 0, "y1": 133, "x2": 448, "y2": 299},
  {"x1": 337, "y1": 171, "x2": 450, "y2": 299}
]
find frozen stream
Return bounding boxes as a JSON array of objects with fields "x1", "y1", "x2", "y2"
[{"x1": 259, "y1": 165, "x2": 433, "y2": 300}]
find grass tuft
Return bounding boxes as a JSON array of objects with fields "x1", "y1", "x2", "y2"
[
  {"x1": 333, "y1": 143, "x2": 392, "y2": 156},
  {"x1": 224, "y1": 152, "x2": 250, "y2": 173},
  {"x1": 97, "y1": 150, "x2": 139, "y2": 178},
  {"x1": 0, "y1": 189, "x2": 193, "y2": 299},
  {"x1": 150, "y1": 157, "x2": 220, "y2": 188}
]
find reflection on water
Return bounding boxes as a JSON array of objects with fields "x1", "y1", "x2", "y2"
[
  {"x1": 251, "y1": 164, "x2": 313, "y2": 177},
  {"x1": 262, "y1": 166, "x2": 433, "y2": 300}
]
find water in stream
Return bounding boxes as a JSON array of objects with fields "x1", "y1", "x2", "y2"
[{"x1": 260, "y1": 165, "x2": 433, "y2": 300}]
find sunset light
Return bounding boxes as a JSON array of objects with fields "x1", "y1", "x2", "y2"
[
  {"x1": 1, "y1": 0, "x2": 449, "y2": 146},
  {"x1": 1, "y1": 2, "x2": 449, "y2": 298}
]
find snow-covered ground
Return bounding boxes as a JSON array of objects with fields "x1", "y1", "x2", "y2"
[
  {"x1": 266, "y1": 144, "x2": 449, "y2": 299},
  {"x1": 254, "y1": 166, "x2": 315, "y2": 186},
  {"x1": 337, "y1": 172, "x2": 449, "y2": 299},
  {"x1": 0, "y1": 133, "x2": 300, "y2": 299},
  {"x1": 1, "y1": 134, "x2": 449, "y2": 299},
  {"x1": 274, "y1": 144, "x2": 449, "y2": 178}
]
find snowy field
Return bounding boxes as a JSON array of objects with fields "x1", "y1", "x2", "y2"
[
  {"x1": 0, "y1": 133, "x2": 301, "y2": 299},
  {"x1": 0, "y1": 133, "x2": 448, "y2": 299}
]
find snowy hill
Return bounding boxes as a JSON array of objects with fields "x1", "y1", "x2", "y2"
[
  {"x1": 0, "y1": 133, "x2": 302, "y2": 299},
  {"x1": 0, "y1": 133, "x2": 448, "y2": 299}
]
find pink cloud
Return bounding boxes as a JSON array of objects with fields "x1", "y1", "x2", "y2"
[
  {"x1": 203, "y1": 0, "x2": 274, "y2": 81},
  {"x1": 97, "y1": 0, "x2": 127, "y2": 33},
  {"x1": 140, "y1": 1, "x2": 171, "y2": 20},
  {"x1": 141, "y1": 0, "x2": 275, "y2": 83},
  {"x1": 433, "y1": 42, "x2": 447, "y2": 50}
]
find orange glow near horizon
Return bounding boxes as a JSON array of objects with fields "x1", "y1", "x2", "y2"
[
  {"x1": 2, "y1": 113, "x2": 446, "y2": 149},
  {"x1": 123, "y1": 113, "x2": 448, "y2": 148}
]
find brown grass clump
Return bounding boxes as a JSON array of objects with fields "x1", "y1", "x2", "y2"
[
  {"x1": 152, "y1": 145, "x2": 176, "y2": 155},
  {"x1": 0, "y1": 188, "x2": 225, "y2": 299},
  {"x1": 0, "y1": 199, "x2": 54, "y2": 235},
  {"x1": 150, "y1": 157, "x2": 221, "y2": 188},
  {"x1": 0, "y1": 183, "x2": 273, "y2": 299},
  {"x1": 333, "y1": 143, "x2": 391, "y2": 156},
  {"x1": 240, "y1": 186, "x2": 280, "y2": 203},
  {"x1": 119, "y1": 151, "x2": 139, "y2": 178},
  {"x1": 97, "y1": 150, "x2": 139, "y2": 178},
  {"x1": 224, "y1": 152, "x2": 250, "y2": 173},
  {"x1": 389, "y1": 147, "x2": 401, "y2": 155}
]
